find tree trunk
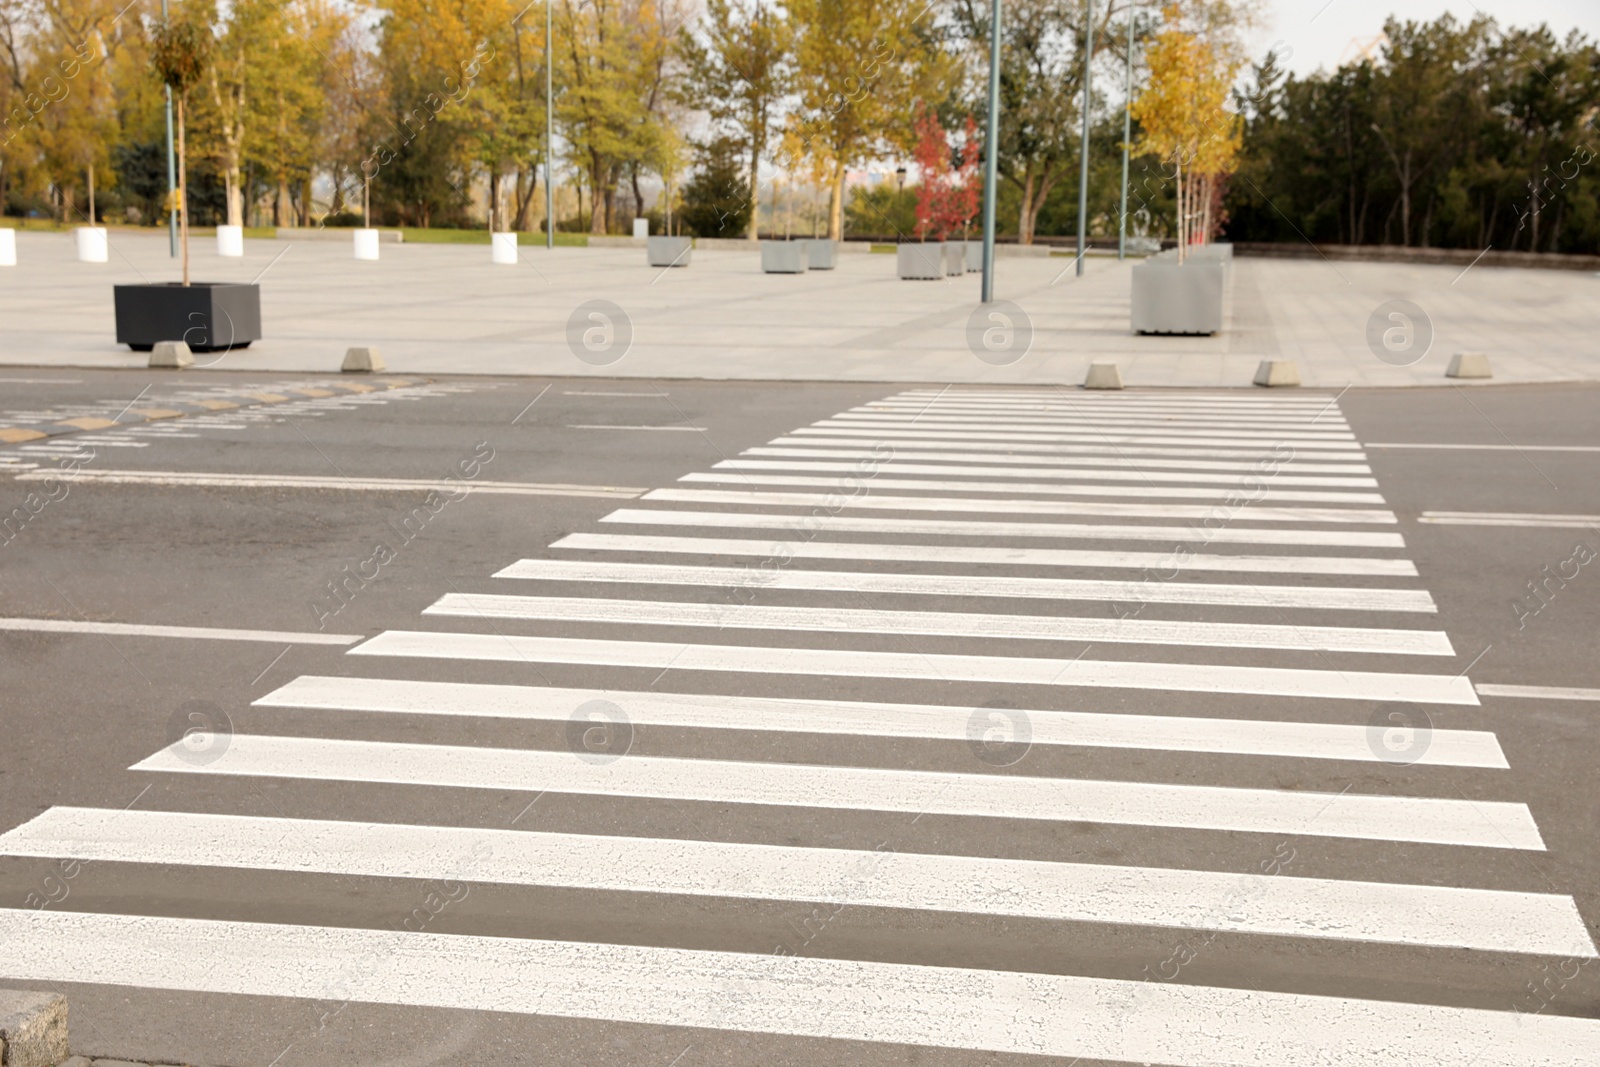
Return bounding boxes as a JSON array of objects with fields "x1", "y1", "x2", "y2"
[
  {"x1": 301, "y1": 175, "x2": 312, "y2": 226},
  {"x1": 1018, "y1": 169, "x2": 1037, "y2": 245},
  {"x1": 1174, "y1": 152, "x2": 1184, "y2": 263},
  {"x1": 747, "y1": 142, "x2": 760, "y2": 240},
  {"x1": 588, "y1": 160, "x2": 605, "y2": 234},
  {"x1": 1399, "y1": 149, "x2": 1412, "y2": 246},
  {"x1": 828, "y1": 164, "x2": 845, "y2": 240},
  {"x1": 225, "y1": 166, "x2": 243, "y2": 226},
  {"x1": 87, "y1": 165, "x2": 94, "y2": 223}
]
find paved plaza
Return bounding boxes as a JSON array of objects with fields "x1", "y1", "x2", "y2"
[{"x1": 1, "y1": 230, "x2": 1596, "y2": 386}]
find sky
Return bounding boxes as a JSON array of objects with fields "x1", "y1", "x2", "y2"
[{"x1": 1250, "y1": 0, "x2": 1595, "y2": 76}]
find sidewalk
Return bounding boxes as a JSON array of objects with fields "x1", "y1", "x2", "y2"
[{"x1": 0, "y1": 231, "x2": 1594, "y2": 386}]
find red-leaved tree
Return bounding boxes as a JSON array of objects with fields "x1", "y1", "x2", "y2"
[{"x1": 913, "y1": 106, "x2": 982, "y2": 241}]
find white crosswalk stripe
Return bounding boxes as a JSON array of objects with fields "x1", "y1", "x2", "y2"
[{"x1": 3, "y1": 387, "x2": 1592, "y2": 1063}]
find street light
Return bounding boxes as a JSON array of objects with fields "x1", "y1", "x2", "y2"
[
  {"x1": 1118, "y1": 2, "x2": 1134, "y2": 260},
  {"x1": 546, "y1": 0, "x2": 554, "y2": 249},
  {"x1": 1075, "y1": 0, "x2": 1095, "y2": 277},
  {"x1": 980, "y1": 0, "x2": 1000, "y2": 302}
]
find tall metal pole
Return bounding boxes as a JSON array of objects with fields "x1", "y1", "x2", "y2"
[
  {"x1": 545, "y1": 0, "x2": 554, "y2": 249},
  {"x1": 1075, "y1": 0, "x2": 1094, "y2": 276},
  {"x1": 979, "y1": 0, "x2": 1001, "y2": 303},
  {"x1": 162, "y1": 0, "x2": 177, "y2": 257},
  {"x1": 1118, "y1": 2, "x2": 1133, "y2": 259}
]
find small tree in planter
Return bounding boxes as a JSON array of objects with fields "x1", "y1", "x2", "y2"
[
  {"x1": 115, "y1": 11, "x2": 261, "y2": 354},
  {"x1": 151, "y1": 14, "x2": 210, "y2": 285}
]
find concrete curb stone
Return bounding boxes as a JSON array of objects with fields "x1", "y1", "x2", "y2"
[{"x1": 0, "y1": 990, "x2": 68, "y2": 1067}]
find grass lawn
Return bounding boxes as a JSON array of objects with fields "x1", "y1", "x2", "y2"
[{"x1": 397, "y1": 227, "x2": 588, "y2": 247}]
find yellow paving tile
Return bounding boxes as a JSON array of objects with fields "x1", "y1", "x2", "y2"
[
  {"x1": 55, "y1": 417, "x2": 117, "y2": 430},
  {"x1": 0, "y1": 427, "x2": 48, "y2": 443},
  {"x1": 192, "y1": 399, "x2": 239, "y2": 410},
  {"x1": 247, "y1": 393, "x2": 288, "y2": 402},
  {"x1": 129, "y1": 408, "x2": 185, "y2": 420},
  {"x1": 291, "y1": 388, "x2": 335, "y2": 398},
  {"x1": 340, "y1": 383, "x2": 376, "y2": 393}
]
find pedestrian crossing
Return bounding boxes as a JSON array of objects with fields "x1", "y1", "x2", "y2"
[{"x1": 2, "y1": 386, "x2": 1597, "y2": 1063}]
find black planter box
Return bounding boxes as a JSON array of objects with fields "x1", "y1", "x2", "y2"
[{"x1": 114, "y1": 282, "x2": 262, "y2": 352}]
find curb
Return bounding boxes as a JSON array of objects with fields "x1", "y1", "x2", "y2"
[
  {"x1": 0, "y1": 989, "x2": 67, "y2": 1067},
  {"x1": 0, "y1": 377, "x2": 430, "y2": 448}
]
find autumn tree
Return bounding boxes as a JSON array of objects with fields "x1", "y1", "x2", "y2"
[
  {"x1": 679, "y1": 0, "x2": 789, "y2": 239},
  {"x1": 1130, "y1": 2, "x2": 1240, "y2": 257},
  {"x1": 151, "y1": 9, "x2": 210, "y2": 283},
  {"x1": 784, "y1": 0, "x2": 954, "y2": 239}
]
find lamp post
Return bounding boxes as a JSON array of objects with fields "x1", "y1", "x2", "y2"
[
  {"x1": 545, "y1": 0, "x2": 554, "y2": 249},
  {"x1": 162, "y1": 0, "x2": 177, "y2": 257},
  {"x1": 1118, "y1": 2, "x2": 1133, "y2": 260},
  {"x1": 980, "y1": 0, "x2": 1000, "y2": 302},
  {"x1": 1075, "y1": 0, "x2": 1094, "y2": 277}
]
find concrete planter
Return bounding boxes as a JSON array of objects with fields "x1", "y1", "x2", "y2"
[
  {"x1": 0, "y1": 228, "x2": 14, "y2": 266},
  {"x1": 897, "y1": 242, "x2": 944, "y2": 280},
  {"x1": 800, "y1": 238, "x2": 837, "y2": 270},
  {"x1": 942, "y1": 242, "x2": 966, "y2": 276},
  {"x1": 648, "y1": 235, "x2": 692, "y2": 267},
  {"x1": 114, "y1": 282, "x2": 262, "y2": 352},
  {"x1": 761, "y1": 240, "x2": 807, "y2": 273},
  {"x1": 76, "y1": 226, "x2": 108, "y2": 263},
  {"x1": 491, "y1": 232, "x2": 518, "y2": 264},
  {"x1": 216, "y1": 224, "x2": 244, "y2": 257},
  {"x1": 353, "y1": 228, "x2": 381, "y2": 260},
  {"x1": 1131, "y1": 259, "x2": 1225, "y2": 335},
  {"x1": 963, "y1": 240, "x2": 984, "y2": 272}
]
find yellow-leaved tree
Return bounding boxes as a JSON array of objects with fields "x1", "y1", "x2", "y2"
[{"x1": 1130, "y1": 2, "x2": 1241, "y2": 259}]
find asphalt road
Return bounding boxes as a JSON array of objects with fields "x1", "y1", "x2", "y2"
[{"x1": 0, "y1": 370, "x2": 1597, "y2": 1066}]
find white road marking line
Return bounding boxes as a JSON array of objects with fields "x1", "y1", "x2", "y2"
[
  {"x1": 552, "y1": 532, "x2": 1422, "y2": 576},
  {"x1": 351, "y1": 630, "x2": 1481, "y2": 704},
  {"x1": 681, "y1": 471, "x2": 1388, "y2": 505},
  {"x1": 0, "y1": 377, "x2": 83, "y2": 384},
  {"x1": 424, "y1": 593, "x2": 1454, "y2": 657},
  {"x1": 893, "y1": 390, "x2": 1337, "y2": 407},
  {"x1": 769, "y1": 436, "x2": 1372, "y2": 464},
  {"x1": 857, "y1": 404, "x2": 1353, "y2": 425},
  {"x1": 642, "y1": 489, "x2": 1399, "y2": 525},
  {"x1": 1475, "y1": 683, "x2": 1600, "y2": 702},
  {"x1": 133, "y1": 734, "x2": 1527, "y2": 845},
  {"x1": 0, "y1": 618, "x2": 360, "y2": 645},
  {"x1": 13, "y1": 470, "x2": 646, "y2": 498},
  {"x1": 567, "y1": 424, "x2": 706, "y2": 432},
  {"x1": 601, "y1": 508, "x2": 1408, "y2": 547},
  {"x1": 831, "y1": 413, "x2": 1357, "y2": 437},
  {"x1": 9, "y1": 807, "x2": 1580, "y2": 951},
  {"x1": 562, "y1": 390, "x2": 669, "y2": 396},
  {"x1": 730, "y1": 454, "x2": 1381, "y2": 485},
  {"x1": 258, "y1": 675, "x2": 1496, "y2": 766},
  {"x1": 497, "y1": 556, "x2": 1437, "y2": 612},
  {"x1": 3, "y1": 910, "x2": 1594, "y2": 1066},
  {"x1": 802, "y1": 425, "x2": 1363, "y2": 451},
  {"x1": 1419, "y1": 511, "x2": 1600, "y2": 529},
  {"x1": 1367, "y1": 443, "x2": 1600, "y2": 452}
]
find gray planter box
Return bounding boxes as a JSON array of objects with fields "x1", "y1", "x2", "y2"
[
  {"x1": 897, "y1": 243, "x2": 944, "y2": 280},
  {"x1": 942, "y1": 242, "x2": 966, "y2": 276},
  {"x1": 114, "y1": 282, "x2": 262, "y2": 351},
  {"x1": 800, "y1": 238, "x2": 837, "y2": 270},
  {"x1": 647, "y1": 235, "x2": 692, "y2": 267},
  {"x1": 1131, "y1": 260, "x2": 1225, "y2": 335},
  {"x1": 761, "y1": 240, "x2": 807, "y2": 273},
  {"x1": 963, "y1": 240, "x2": 984, "y2": 272}
]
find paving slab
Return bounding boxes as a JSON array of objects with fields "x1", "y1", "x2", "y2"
[{"x1": 0, "y1": 232, "x2": 1594, "y2": 386}]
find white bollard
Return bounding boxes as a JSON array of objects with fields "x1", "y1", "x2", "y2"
[
  {"x1": 353, "y1": 228, "x2": 380, "y2": 260},
  {"x1": 1446, "y1": 352, "x2": 1493, "y2": 379},
  {"x1": 216, "y1": 224, "x2": 244, "y2": 257},
  {"x1": 76, "y1": 226, "x2": 108, "y2": 263},
  {"x1": 632, "y1": 217, "x2": 649, "y2": 238},
  {"x1": 149, "y1": 340, "x2": 194, "y2": 368},
  {"x1": 491, "y1": 232, "x2": 518, "y2": 264},
  {"x1": 342, "y1": 346, "x2": 385, "y2": 372},
  {"x1": 1084, "y1": 362, "x2": 1124, "y2": 389},
  {"x1": 0, "y1": 228, "x2": 14, "y2": 266}
]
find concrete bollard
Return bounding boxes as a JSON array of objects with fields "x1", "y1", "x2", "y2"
[
  {"x1": 353, "y1": 228, "x2": 381, "y2": 260},
  {"x1": 0, "y1": 227, "x2": 15, "y2": 266},
  {"x1": 1446, "y1": 352, "x2": 1492, "y2": 379},
  {"x1": 75, "y1": 226, "x2": 108, "y2": 263},
  {"x1": 491, "y1": 232, "x2": 518, "y2": 264},
  {"x1": 342, "y1": 346, "x2": 385, "y2": 372},
  {"x1": 1084, "y1": 361, "x2": 1124, "y2": 389},
  {"x1": 0, "y1": 990, "x2": 70, "y2": 1067},
  {"x1": 149, "y1": 340, "x2": 194, "y2": 368},
  {"x1": 217, "y1": 223, "x2": 245, "y2": 257},
  {"x1": 1253, "y1": 359, "x2": 1301, "y2": 387}
]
